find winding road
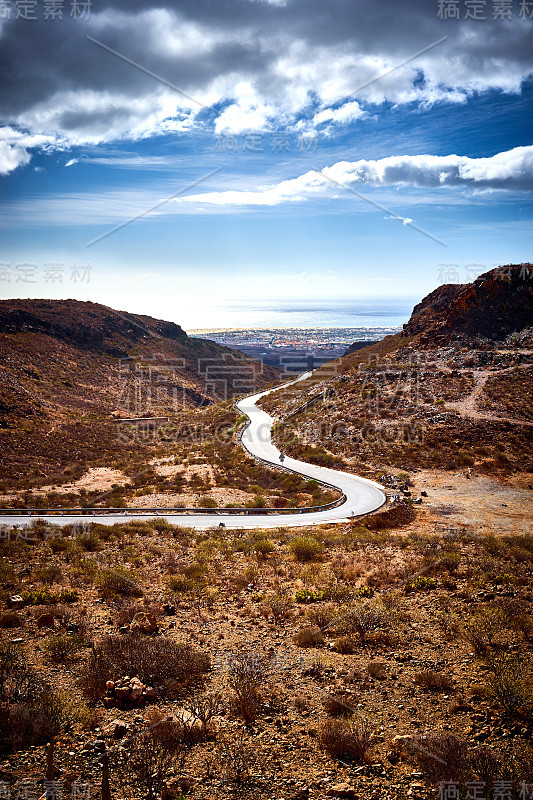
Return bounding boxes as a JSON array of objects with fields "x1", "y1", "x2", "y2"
[{"x1": 0, "y1": 373, "x2": 386, "y2": 529}]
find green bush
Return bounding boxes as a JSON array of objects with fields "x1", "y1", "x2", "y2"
[
  {"x1": 404, "y1": 576, "x2": 437, "y2": 593},
  {"x1": 295, "y1": 588, "x2": 325, "y2": 604},
  {"x1": 97, "y1": 568, "x2": 143, "y2": 598},
  {"x1": 289, "y1": 535, "x2": 324, "y2": 562}
]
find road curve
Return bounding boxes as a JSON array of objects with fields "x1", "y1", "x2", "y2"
[{"x1": 0, "y1": 373, "x2": 386, "y2": 529}]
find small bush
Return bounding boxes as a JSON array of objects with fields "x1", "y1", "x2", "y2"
[
  {"x1": 292, "y1": 625, "x2": 324, "y2": 648},
  {"x1": 324, "y1": 693, "x2": 354, "y2": 716},
  {"x1": 295, "y1": 588, "x2": 325, "y2": 604},
  {"x1": 254, "y1": 538, "x2": 275, "y2": 559},
  {"x1": 306, "y1": 604, "x2": 335, "y2": 629},
  {"x1": 333, "y1": 636, "x2": 356, "y2": 654},
  {"x1": 289, "y1": 536, "x2": 324, "y2": 562},
  {"x1": 414, "y1": 670, "x2": 454, "y2": 692},
  {"x1": 318, "y1": 717, "x2": 372, "y2": 763},
  {"x1": 198, "y1": 496, "x2": 217, "y2": 508},
  {"x1": 21, "y1": 589, "x2": 58, "y2": 606},
  {"x1": 485, "y1": 653, "x2": 533, "y2": 718},
  {"x1": 227, "y1": 652, "x2": 265, "y2": 723},
  {"x1": 98, "y1": 568, "x2": 143, "y2": 598},
  {"x1": 406, "y1": 733, "x2": 469, "y2": 783},
  {"x1": 33, "y1": 565, "x2": 63, "y2": 585},
  {"x1": 45, "y1": 633, "x2": 85, "y2": 663},
  {"x1": 79, "y1": 635, "x2": 210, "y2": 700},
  {"x1": 0, "y1": 612, "x2": 23, "y2": 629},
  {"x1": 404, "y1": 576, "x2": 437, "y2": 593},
  {"x1": 339, "y1": 600, "x2": 389, "y2": 645},
  {"x1": 367, "y1": 661, "x2": 387, "y2": 680},
  {"x1": 111, "y1": 709, "x2": 185, "y2": 800},
  {"x1": 267, "y1": 593, "x2": 292, "y2": 624}
]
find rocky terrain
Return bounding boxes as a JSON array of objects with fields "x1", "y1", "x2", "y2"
[
  {"x1": 262, "y1": 265, "x2": 533, "y2": 478},
  {"x1": 0, "y1": 300, "x2": 279, "y2": 491},
  {"x1": 0, "y1": 265, "x2": 532, "y2": 800}
]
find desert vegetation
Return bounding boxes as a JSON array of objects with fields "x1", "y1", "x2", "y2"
[{"x1": 0, "y1": 510, "x2": 532, "y2": 799}]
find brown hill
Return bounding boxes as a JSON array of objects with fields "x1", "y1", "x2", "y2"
[
  {"x1": 0, "y1": 299, "x2": 279, "y2": 487},
  {"x1": 262, "y1": 264, "x2": 533, "y2": 476},
  {"x1": 401, "y1": 263, "x2": 533, "y2": 345}
]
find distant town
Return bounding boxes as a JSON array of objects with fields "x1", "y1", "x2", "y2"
[{"x1": 189, "y1": 326, "x2": 401, "y2": 372}]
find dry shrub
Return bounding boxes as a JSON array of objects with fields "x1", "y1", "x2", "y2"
[
  {"x1": 333, "y1": 636, "x2": 356, "y2": 654},
  {"x1": 367, "y1": 661, "x2": 387, "y2": 680},
  {"x1": 414, "y1": 670, "x2": 454, "y2": 692},
  {"x1": 318, "y1": 717, "x2": 372, "y2": 763},
  {"x1": 324, "y1": 692, "x2": 354, "y2": 716},
  {"x1": 406, "y1": 733, "x2": 469, "y2": 783},
  {"x1": 0, "y1": 642, "x2": 66, "y2": 753},
  {"x1": 338, "y1": 600, "x2": 389, "y2": 645},
  {"x1": 111, "y1": 709, "x2": 185, "y2": 800},
  {"x1": 98, "y1": 567, "x2": 143, "y2": 598},
  {"x1": 218, "y1": 728, "x2": 255, "y2": 784},
  {"x1": 462, "y1": 606, "x2": 508, "y2": 655},
  {"x1": 292, "y1": 625, "x2": 324, "y2": 648},
  {"x1": 306, "y1": 604, "x2": 335, "y2": 630},
  {"x1": 267, "y1": 593, "x2": 292, "y2": 624},
  {"x1": 294, "y1": 694, "x2": 309, "y2": 711},
  {"x1": 485, "y1": 653, "x2": 533, "y2": 718},
  {"x1": 79, "y1": 634, "x2": 210, "y2": 700},
  {"x1": 227, "y1": 652, "x2": 265, "y2": 723}
]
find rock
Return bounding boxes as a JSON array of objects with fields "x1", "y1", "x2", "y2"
[
  {"x1": 163, "y1": 603, "x2": 176, "y2": 616},
  {"x1": 67, "y1": 623, "x2": 80, "y2": 633},
  {"x1": 420, "y1": 490, "x2": 428, "y2": 497},
  {"x1": 145, "y1": 686, "x2": 157, "y2": 699},
  {"x1": 105, "y1": 680, "x2": 115, "y2": 692},
  {"x1": 111, "y1": 720, "x2": 129, "y2": 739},
  {"x1": 327, "y1": 784, "x2": 357, "y2": 798},
  {"x1": 129, "y1": 678, "x2": 143, "y2": 702},
  {"x1": 103, "y1": 697, "x2": 116, "y2": 709},
  {"x1": 119, "y1": 625, "x2": 129, "y2": 634},
  {"x1": 8, "y1": 595, "x2": 24, "y2": 610},
  {"x1": 131, "y1": 612, "x2": 158, "y2": 635},
  {"x1": 37, "y1": 613, "x2": 55, "y2": 629}
]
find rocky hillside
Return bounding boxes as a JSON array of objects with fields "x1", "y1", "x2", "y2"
[
  {"x1": 401, "y1": 263, "x2": 533, "y2": 345},
  {"x1": 0, "y1": 299, "x2": 279, "y2": 487},
  {"x1": 262, "y1": 265, "x2": 533, "y2": 476}
]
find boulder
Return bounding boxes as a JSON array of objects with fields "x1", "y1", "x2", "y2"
[
  {"x1": 110, "y1": 719, "x2": 129, "y2": 739},
  {"x1": 8, "y1": 595, "x2": 24, "y2": 610},
  {"x1": 327, "y1": 785, "x2": 357, "y2": 798},
  {"x1": 130, "y1": 612, "x2": 158, "y2": 634}
]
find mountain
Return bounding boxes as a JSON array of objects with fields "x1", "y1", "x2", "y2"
[
  {"x1": 401, "y1": 264, "x2": 533, "y2": 345},
  {"x1": 263, "y1": 264, "x2": 533, "y2": 476},
  {"x1": 0, "y1": 299, "x2": 279, "y2": 487}
]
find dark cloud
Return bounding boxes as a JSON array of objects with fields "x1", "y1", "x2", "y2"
[{"x1": 0, "y1": 0, "x2": 531, "y2": 168}]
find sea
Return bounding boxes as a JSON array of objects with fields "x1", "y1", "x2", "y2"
[{"x1": 187, "y1": 299, "x2": 414, "y2": 331}]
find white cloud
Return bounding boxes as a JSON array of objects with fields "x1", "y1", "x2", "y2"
[
  {"x1": 313, "y1": 101, "x2": 366, "y2": 127},
  {"x1": 0, "y1": 127, "x2": 56, "y2": 174},
  {"x1": 65, "y1": 158, "x2": 78, "y2": 167},
  {"x1": 172, "y1": 146, "x2": 533, "y2": 207},
  {"x1": 0, "y1": 141, "x2": 31, "y2": 174}
]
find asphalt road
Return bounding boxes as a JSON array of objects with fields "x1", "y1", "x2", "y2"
[{"x1": 0, "y1": 372, "x2": 386, "y2": 529}]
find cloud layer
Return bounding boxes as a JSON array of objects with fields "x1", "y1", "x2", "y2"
[
  {"x1": 0, "y1": 0, "x2": 532, "y2": 171},
  {"x1": 171, "y1": 146, "x2": 533, "y2": 208}
]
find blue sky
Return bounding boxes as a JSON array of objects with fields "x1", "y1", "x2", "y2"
[{"x1": 1, "y1": 0, "x2": 532, "y2": 329}]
